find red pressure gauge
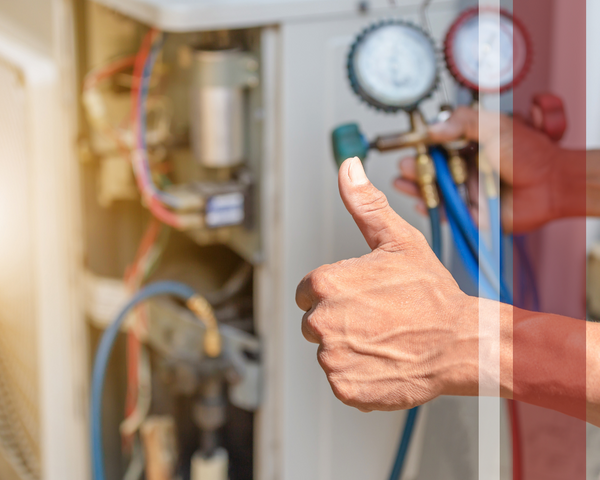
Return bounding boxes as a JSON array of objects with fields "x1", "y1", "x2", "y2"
[{"x1": 444, "y1": 7, "x2": 532, "y2": 94}]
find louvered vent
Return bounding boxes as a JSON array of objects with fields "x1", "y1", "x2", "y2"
[{"x1": 0, "y1": 57, "x2": 41, "y2": 480}]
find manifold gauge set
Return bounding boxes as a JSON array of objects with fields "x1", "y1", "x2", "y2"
[
  {"x1": 331, "y1": 7, "x2": 533, "y2": 167},
  {"x1": 333, "y1": 9, "x2": 536, "y2": 480},
  {"x1": 346, "y1": 7, "x2": 531, "y2": 113}
]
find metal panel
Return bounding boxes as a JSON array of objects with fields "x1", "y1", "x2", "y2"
[
  {"x1": 90, "y1": 0, "x2": 441, "y2": 33},
  {"x1": 0, "y1": 46, "x2": 41, "y2": 480},
  {"x1": 0, "y1": 26, "x2": 88, "y2": 480}
]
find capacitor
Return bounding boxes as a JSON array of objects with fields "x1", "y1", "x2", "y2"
[{"x1": 190, "y1": 48, "x2": 259, "y2": 168}]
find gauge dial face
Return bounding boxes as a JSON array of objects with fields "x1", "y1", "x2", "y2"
[
  {"x1": 349, "y1": 21, "x2": 438, "y2": 111},
  {"x1": 445, "y1": 9, "x2": 530, "y2": 92}
]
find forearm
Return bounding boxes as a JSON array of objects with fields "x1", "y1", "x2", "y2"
[
  {"x1": 452, "y1": 297, "x2": 594, "y2": 424},
  {"x1": 496, "y1": 302, "x2": 594, "y2": 425}
]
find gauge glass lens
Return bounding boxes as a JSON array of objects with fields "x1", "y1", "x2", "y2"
[
  {"x1": 353, "y1": 24, "x2": 437, "y2": 108},
  {"x1": 451, "y1": 11, "x2": 527, "y2": 90}
]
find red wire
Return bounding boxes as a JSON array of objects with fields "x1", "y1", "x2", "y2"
[
  {"x1": 84, "y1": 55, "x2": 136, "y2": 90},
  {"x1": 130, "y1": 29, "x2": 157, "y2": 131},
  {"x1": 509, "y1": 399, "x2": 523, "y2": 480},
  {"x1": 129, "y1": 29, "x2": 183, "y2": 229},
  {"x1": 123, "y1": 218, "x2": 162, "y2": 447}
]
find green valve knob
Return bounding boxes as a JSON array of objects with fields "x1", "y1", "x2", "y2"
[{"x1": 331, "y1": 123, "x2": 370, "y2": 168}]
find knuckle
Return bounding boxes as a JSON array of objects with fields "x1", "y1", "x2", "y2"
[
  {"x1": 307, "y1": 268, "x2": 333, "y2": 298},
  {"x1": 330, "y1": 378, "x2": 359, "y2": 406},
  {"x1": 304, "y1": 310, "x2": 328, "y2": 339},
  {"x1": 408, "y1": 227, "x2": 428, "y2": 246},
  {"x1": 317, "y1": 347, "x2": 341, "y2": 373},
  {"x1": 355, "y1": 189, "x2": 390, "y2": 216},
  {"x1": 301, "y1": 312, "x2": 319, "y2": 343}
]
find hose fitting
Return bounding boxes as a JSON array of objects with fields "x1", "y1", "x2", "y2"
[
  {"x1": 478, "y1": 150, "x2": 498, "y2": 199},
  {"x1": 448, "y1": 151, "x2": 468, "y2": 186},
  {"x1": 415, "y1": 149, "x2": 440, "y2": 209},
  {"x1": 187, "y1": 295, "x2": 222, "y2": 358}
]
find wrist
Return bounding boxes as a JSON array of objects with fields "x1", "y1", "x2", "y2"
[
  {"x1": 438, "y1": 294, "x2": 480, "y2": 397},
  {"x1": 439, "y1": 296, "x2": 514, "y2": 399}
]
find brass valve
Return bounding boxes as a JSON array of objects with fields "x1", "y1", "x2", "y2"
[
  {"x1": 369, "y1": 110, "x2": 441, "y2": 209},
  {"x1": 415, "y1": 147, "x2": 439, "y2": 209},
  {"x1": 447, "y1": 149, "x2": 468, "y2": 186},
  {"x1": 477, "y1": 150, "x2": 498, "y2": 199},
  {"x1": 187, "y1": 295, "x2": 222, "y2": 358}
]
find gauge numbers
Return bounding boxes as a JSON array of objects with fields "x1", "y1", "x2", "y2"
[
  {"x1": 445, "y1": 8, "x2": 530, "y2": 92},
  {"x1": 349, "y1": 21, "x2": 438, "y2": 111}
]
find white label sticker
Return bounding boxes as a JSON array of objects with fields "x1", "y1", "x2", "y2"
[{"x1": 206, "y1": 192, "x2": 245, "y2": 228}]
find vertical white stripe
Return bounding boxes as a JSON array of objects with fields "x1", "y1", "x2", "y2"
[{"x1": 478, "y1": 2, "x2": 502, "y2": 480}]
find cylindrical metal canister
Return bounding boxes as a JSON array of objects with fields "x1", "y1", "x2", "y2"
[{"x1": 190, "y1": 49, "x2": 258, "y2": 168}]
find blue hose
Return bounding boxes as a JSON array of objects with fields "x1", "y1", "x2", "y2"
[
  {"x1": 388, "y1": 207, "x2": 442, "y2": 480},
  {"x1": 91, "y1": 281, "x2": 197, "y2": 480},
  {"x1": 446, "y1": 206, "x2": 497, "y2": 299},
  {"x1": 514, "y1": 235, "x2": 539, "y2": 311},
  {"x1": 489, "y1": 196, "x2": 502, "y2": 268},
  {"x1": 388, "y1": 407, "x2": 419, "y2": 480},
  {"x1": 428, "y1": 207, "x2": 442, "y2": 260},
  {"x1": 431, "y1": 148, "x2": 508, "y2": 300},
  {"x1": 429, "y1": 148, "x2": 483, "y2": 259},
  {"x1": 487, "y1": 196, "x2": 514, "y2": 304}
]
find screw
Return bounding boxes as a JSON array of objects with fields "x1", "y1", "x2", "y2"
[{"x1": 358, "y1": 1, "x2": 369, "y2": 13}]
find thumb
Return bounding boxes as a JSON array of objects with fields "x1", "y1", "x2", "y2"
[{"x1": 339, "y1": 157, "x2": 415, "y2": 252}]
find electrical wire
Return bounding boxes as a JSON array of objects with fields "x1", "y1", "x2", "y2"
[
  {"x1": 203, "y1": 262, "x2": 253, "y2": 307},
  {"x1": 130, "y1": 32, "x2": 182, "y2": 227},
  {"x1": 123, "y1": 220, "x2": 170, "y2": 449},
  {"x1": 136, "y1": 33, "x2": 188, "y2": 211},
  {"x1": 91, "y1": 281, "x2": 198, "y2": 480},
  {"x1": 122, "y1": 437, "x2": 145, "y2": 480},
  {"x1": 129, "y1": 30, "x2": 203, "y2": 229},
  {"x1": 120, "y1": 345, "x2": 152, "y2": 438},
  {"x1": 84, "y1": 55, "x2": 136, "y2": 91}
]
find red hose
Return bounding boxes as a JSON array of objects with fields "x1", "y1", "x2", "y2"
[{"x1": 508, "y1": 399, "x2": 523, "y2": 480}]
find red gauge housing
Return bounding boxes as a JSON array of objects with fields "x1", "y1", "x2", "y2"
[{"x1": 444, "y1": 7, "x2": 533, "y2": 94}]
